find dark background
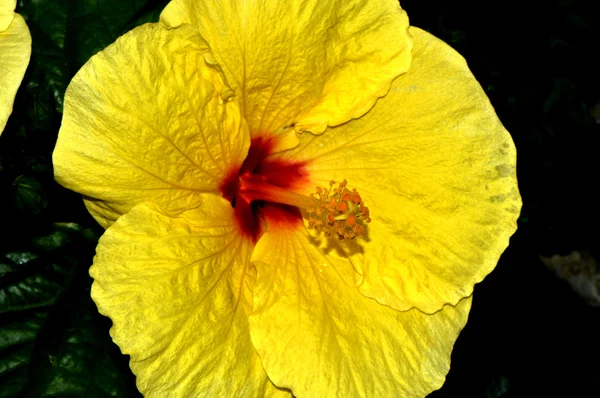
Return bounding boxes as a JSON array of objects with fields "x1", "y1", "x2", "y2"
[{"x1": 0, "y1": 0, "x2": 598, "y2": 396}]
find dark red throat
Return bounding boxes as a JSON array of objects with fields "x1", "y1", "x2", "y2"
[{"x1": 220, "y1": 136, "x2": 309, "y2": 242}]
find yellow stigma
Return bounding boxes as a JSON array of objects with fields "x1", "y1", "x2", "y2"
[{"x1": 307, "y1": 180, "x2": 371, "y2": 240}]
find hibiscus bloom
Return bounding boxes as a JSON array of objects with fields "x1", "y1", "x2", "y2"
[
  {"x1": 53, "y1": 0, "x2": 521, "y2": 396},
  {"x1": 0, "y1": 0, "x2": 31, "y2": 134}
]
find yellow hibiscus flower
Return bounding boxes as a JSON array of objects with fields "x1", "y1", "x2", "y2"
[
  {"x1": 0, "y1": 0, "x2": 31, "y2": 134},
  {"x1": 53, "y1": 0, "x2": 521, "y2": 396}
]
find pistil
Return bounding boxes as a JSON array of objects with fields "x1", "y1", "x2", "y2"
[
  {"x1": 238, "y1": 174, "x2": 371, "y2": 240},
  {"x1": 238, "y1": 173, "x2": 314, "y2": 210}
]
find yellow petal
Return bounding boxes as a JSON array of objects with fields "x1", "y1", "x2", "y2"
[
  {"x1": 0, "y1": 13, "x2": 31, "y2": 134},
  {"x1": 272, "y1": 27, "x2": 521, "y2": 313},
  {"x1": 91, "y1": 198, "x2": 288, "y2": 397},
  {"x1": 250, "y1": 225, "x2": 471, "y2": 397},
  {"x1": 53, "y1": 23, "x2": 249, "y2": 228},
  {"x1": 0, "y1": 0, "x2": 15, "y2": 11},
  {"x1": 0, "y1": 0, "x2": 16, "y2": 32},
  {"x1": 160, "y1": 0, "x2": 412, "y2": 138}
]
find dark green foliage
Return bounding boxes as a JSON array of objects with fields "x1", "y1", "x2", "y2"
[{"x1": 0, "y1": 224, "x2": 141, "y2": 397}]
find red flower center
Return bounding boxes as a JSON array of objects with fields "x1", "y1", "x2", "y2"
[{"x1": 220, "y1": 136, "x2": 309, "y2": 242}]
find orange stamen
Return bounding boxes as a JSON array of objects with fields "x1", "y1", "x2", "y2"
[
  {"x1": 346, "y1": 214, "x2": 356, "y2": 226},
  {"x1": 306, "y1": 179, "x2": 371, "y2": 240}
]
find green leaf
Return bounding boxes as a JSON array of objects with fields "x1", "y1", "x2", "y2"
[
  {"x1": 11, "y1": 175, "x2": 48, "y2": 214},
  {"x1": 19, "y1": 2, "x2": 69, "y2": 116},
  {"x1": 0, "y1": 224, "x2": 141, "y2": 397}
]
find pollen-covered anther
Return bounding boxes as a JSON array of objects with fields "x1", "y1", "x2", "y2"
[{"x1": 307, "y1": 180, "x2": 371, "y2": 240}]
